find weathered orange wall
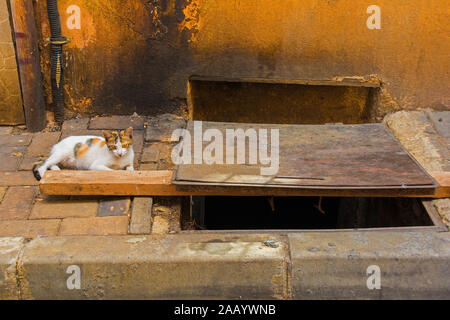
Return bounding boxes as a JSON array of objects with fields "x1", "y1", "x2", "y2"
[
  {"x1": 0, "y1": 0, "x2": 24, "y2": 124},
  {"x1": 35, "y1": 0, "x2": 449, "y2": 115}
]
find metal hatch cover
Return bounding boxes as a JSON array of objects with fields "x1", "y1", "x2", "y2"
[{"x1": 172, "y1": 121, "x2": 438, "y2": 192}]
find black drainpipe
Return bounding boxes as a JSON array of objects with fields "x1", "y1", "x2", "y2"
[{"x1": 46, "y1": 0, "x2": 69, "y2": 124}]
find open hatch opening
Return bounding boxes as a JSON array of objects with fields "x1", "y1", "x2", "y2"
[
  {"x1": 182, "y1": 196, "x2": 443, "y2": 231},
  {"x1": 174, "y1": 77, "x2": 442, "y2": 233}
]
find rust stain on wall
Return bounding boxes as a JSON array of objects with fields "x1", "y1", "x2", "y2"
[
  {"x1": 186, "y1": 0, "x2": 286, "y2": 53},
  {"x1": 143, "y1": 0, "x2": 171, "y2": 39},
  {"x1": 178, "y1": 0, "x2": 203, "y2": 42}
]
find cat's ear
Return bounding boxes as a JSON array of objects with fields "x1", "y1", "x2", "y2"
[
  {"x1": 124, "y1": 127, "x2": 133, "y2": 139},
  {"x1": 103, "y1": 130, "x2": 113, "y2": 140}
]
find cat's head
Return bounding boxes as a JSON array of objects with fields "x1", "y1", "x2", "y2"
[{"x1": 102, "y1": 127, "x2": 133, "y2": 158}]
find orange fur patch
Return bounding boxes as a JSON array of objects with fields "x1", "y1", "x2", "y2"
[
  {"x1": 100, "y1": 140, "x2": 106, "y2": 147},
  {"x1": 120, "y1": 130, "x2": 133, "y2": 149},
  {"x1": 76, "y1": 144, "x2": 89, "y2": 158}
]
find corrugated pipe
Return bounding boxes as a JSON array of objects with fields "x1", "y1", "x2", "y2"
[{"x1": 46, "y1": 0, "x2": 69, "y2": 124}]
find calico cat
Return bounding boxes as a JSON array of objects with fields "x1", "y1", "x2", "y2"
[{"x1": 33, "y1": 127, "x2": 134, "y2": 181}]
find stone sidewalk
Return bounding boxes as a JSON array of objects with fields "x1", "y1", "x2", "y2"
[
  {"x1": 0, "y1": 110, "x2": 448, "y2": 239},
  {"x1": 384, "y1": 110, "x2": 450, "y2": 227},
  {"x1": 0, "y1": 114, "x2": 186, "y2": 238}
]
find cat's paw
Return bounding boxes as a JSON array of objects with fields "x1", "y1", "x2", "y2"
[{"x1": 32, "y1": 164, "x2": 42, "y2": 181}]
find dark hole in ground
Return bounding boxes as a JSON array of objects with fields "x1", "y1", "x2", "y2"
[{"x1": 186, "y1": 197, "x2": 433, "y2": 230}]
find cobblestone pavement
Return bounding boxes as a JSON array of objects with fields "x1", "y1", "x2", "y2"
[
  {"x1": 0, "y1": 111, "x2": 448, "y2": 238},
  {"x1": 0, "y1": 114, "x2": 185, "y2": 238}
]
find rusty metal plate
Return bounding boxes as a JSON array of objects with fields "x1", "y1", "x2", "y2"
[{"x1": 172, "y1": 121, "x2": 438, "y2": 191}]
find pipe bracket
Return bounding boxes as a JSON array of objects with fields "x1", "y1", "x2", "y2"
[{"x1": 46, "y1": 37, "x2": 71, "y2": 45}]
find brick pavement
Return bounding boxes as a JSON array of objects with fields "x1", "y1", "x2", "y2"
[{"x1": 0, "y1": 114, "x2": 185, "y2": 238}]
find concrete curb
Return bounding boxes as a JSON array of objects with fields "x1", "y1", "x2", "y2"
[
  {"x1": 289, "y1": 231, "x2": 450, "y2": 299},
  {"x1": 0, "y1": 231, "x2": 449, "y2": 299},
  {"x1": 0, "y1": 237, "x2": 24, "y2": 299},
  {"x1": 17, "y1": 234, "x2": 289, "y2": 299}
]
